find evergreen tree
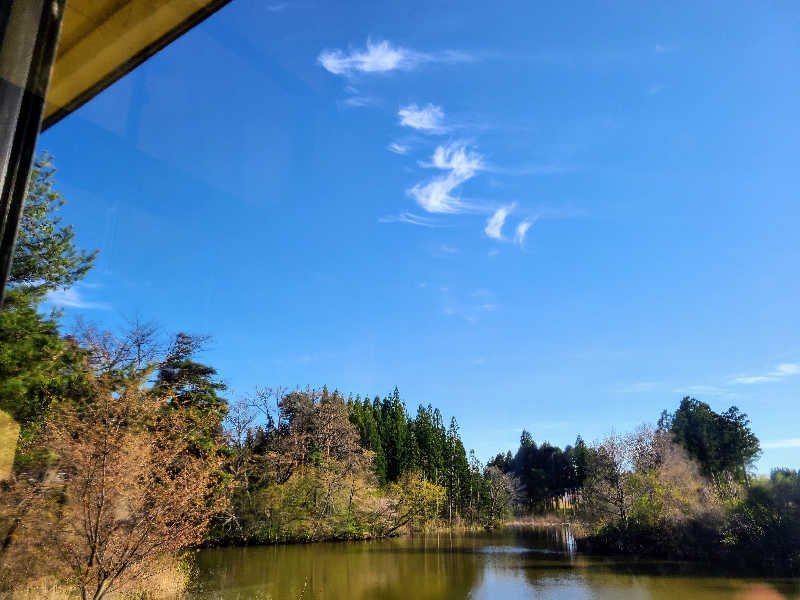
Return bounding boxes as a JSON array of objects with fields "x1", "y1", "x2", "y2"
[
  {"x1": 663, "y1": 397, "x2": 760, "y2": 484},
  {"x1": 1, "y1": 152, "x2": 96, "y2": 451},
  {"x1": 413, "y1": 404, "x2": 442, "y2": 482},
  {"x1": 0, "y1": 291, "x2": 86, "y2": 443},
  {"x1": 9, "y1": 153, "x2": 96, "y2": 296},
  {"x1": 381, "y1": 388, "x2": 407, "y2": 482},
  {"x1": 444, "y1": 417, "x2": 470, "y2": 520},
  {"x1": 403, "y1": 426, "x2": 421, "y2": 475},
  {"x1": 358, "y1": 397, "x2": 387, "y2": 484},
  {"x1": 153, "y1": 333, "x2": 228, "y2": 453}
]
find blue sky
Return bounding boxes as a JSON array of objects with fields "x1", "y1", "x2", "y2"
[{"x1": 39, "y1": 0, "x2": 799, "y2": 471}]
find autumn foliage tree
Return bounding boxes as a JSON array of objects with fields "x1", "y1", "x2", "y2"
[{"x1": 9, "y1": 374, "x2": 228, "y2": 600}]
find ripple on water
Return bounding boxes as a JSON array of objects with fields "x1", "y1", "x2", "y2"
[{"x1": 477, "y1": 545, "x2": 561, "y2": 555}]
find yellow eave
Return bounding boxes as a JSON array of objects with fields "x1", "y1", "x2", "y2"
[{"x1": 43, "y1": 0, "x2": 232, "y2": 130}]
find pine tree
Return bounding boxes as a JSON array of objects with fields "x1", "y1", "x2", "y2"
[
  {"x1": 381, "y1": 388, "x2": 407, "y2": 482},
  {"x1": 9, "y1": 153, "x2": 97, "y2": 296},
  {"x1": 2, "y1": 152, "x2": 96, "y2": 450},
  {"x1": 0, "y1": 292, "x2": 86, "y2": 443},
  {"x1": 153, "y1": 333, "x2": 228, "y2": 454}
]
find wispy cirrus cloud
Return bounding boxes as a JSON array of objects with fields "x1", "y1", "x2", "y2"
[
  {"x1": 484, "y1": 204, "x2": 513, "y2": 240},
  {"x1": 398, "y1": 103, "x2": 447, "y2": 133},
  {"x1": 732, "y1": 375, "x2": 774, "y2": 385},
  {"x1": 387, "y1": 142, "x2": 409, "y2": 155},
  {"x1": 342, "y1": 95, "x2": 377, "y2": 108},
  {"x1": 484, "y1": 208, "x2": 537, "y2": 246},
  {"x1": 515, "y1": 219, "x2": 533, "y2": 245},
  {"x1": 408, "y1": 142, "x2": 483, "y2": 214},
  {"x1": 378, "y1": 211, "x2": 440, "y2": 227},
  {"x1": 730, "y1": 362, "x2": 800, "y2": 385},
  {"x1": 318, "y1": 39, "x2": 470, "y2": 76},
  {"x1": 46, "y1": 286, "x2": 110, "y2": 310}
]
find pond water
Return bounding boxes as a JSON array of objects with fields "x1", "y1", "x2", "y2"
[{"x1": 188, "y1": 528, "x2": 800, "y2": 599}]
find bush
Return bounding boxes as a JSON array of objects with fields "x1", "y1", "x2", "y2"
[{"x1": 722, "y1": 469, "x2": 800, "y2": 574}]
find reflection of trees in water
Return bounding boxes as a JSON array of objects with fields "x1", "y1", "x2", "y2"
[
  {"x1": 189, "y1": 532, "x2": 800, "y2": 600},
  {"x1": 520, "y1": 552, "x2": 800, "y2": 600},
  {"x1": 190, "y1": 536, "x2": 483, "y2": 600},
  {"x1": 503, "y1": 525, "x2": 577, "y2": 557}
]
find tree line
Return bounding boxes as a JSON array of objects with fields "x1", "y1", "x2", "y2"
[
  {"x1": 487, "y1": 397, "x2": 797, "y2": 573},
  {"x1": 213, "y1": 384, "x2": 520, "y2": 545}
]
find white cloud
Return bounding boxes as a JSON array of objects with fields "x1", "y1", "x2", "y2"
[
  {"x1": 487, "y1": 248, "x2": 499, "y2": 257},
  {"x1": 388, "y1": 142, "x2": 409, "y2": 155},
  {"x1": 319, "y1": 40, "x2": 411, "y2": 75},
  {"x1": 378, "y1": 211, "x2": 439, "y2": 227},
  {"x1": 342, "y1": 96, "x2": 376, "y2": 108},
  {"x1": 730, "y1": 362, "x2": 800, "y2": 385},
  {"x1": 429, "y1": 143, "x2": 483, "y2": 175},
  {"x1": 318, "y1": 40, "x2": 470, "y2": 76},
  {"x1": 762, "y1": 438, "x2": 800, "y2": 450},
  {"x1": 46, "y1": 287, "x2": 109, "y2": 310},
  {"x1": 485, "y1": 204, "x2": 513, "y2": 240},
  {"x1": 266, "y1": 2, "x2": 289, "y2": 12},
  {"x1": 409, "y1": 174, "x2": 465, "y2": 213},
  {"x1": 772, "y1": 363, "x2": 800, "y2": 376},
  {"x1": 731, "y1": 375, "x2": 774, "y2": 385},
  {"x1": 515, "y1": 220, "x2": 533, "y2": 245},
  {"x1": 408, "y1": 143, "x2": 483, "y2": 214},
  {"x1": 654, "y1": 44, "x2": 672, "y2": 53},
  {"x1": 398, "y1": 103, "x2": 446, "y2": 133}
]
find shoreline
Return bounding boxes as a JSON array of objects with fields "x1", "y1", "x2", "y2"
[
  {"x1": 201, "y1": 521, "x2": 799, "y2": 578},
  {"x1": 203, "y1": 517, "x2": 574, "y2": 549}
]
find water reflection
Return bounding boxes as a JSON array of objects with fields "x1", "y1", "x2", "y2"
[{"x1": 189, "y1": 528, "x2": 800, "y2": 600}]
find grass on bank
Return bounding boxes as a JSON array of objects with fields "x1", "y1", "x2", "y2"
[{"x1": 6, "y1": 556, "x2": 191, "y2": 600}]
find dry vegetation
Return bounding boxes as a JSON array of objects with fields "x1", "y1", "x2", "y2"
[{"x1": 1, "y1": 373, "x2": 227, "y2": 600}]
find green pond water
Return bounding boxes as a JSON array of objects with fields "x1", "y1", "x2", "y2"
[{"x1": 188, "y1": 528, "x2": 800, "y2": 599}]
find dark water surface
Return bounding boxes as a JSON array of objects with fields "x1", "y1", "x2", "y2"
[{"x1": 188, "y1": 528, "x2": 800, "y2": 599}]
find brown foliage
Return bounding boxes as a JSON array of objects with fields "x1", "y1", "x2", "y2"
[
  {"x1": 581, "y1": 424, "x2": 720, "y2": 530},
  {"x1": 1, "y1": 376, "x2": 228, "y2": 600}
]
